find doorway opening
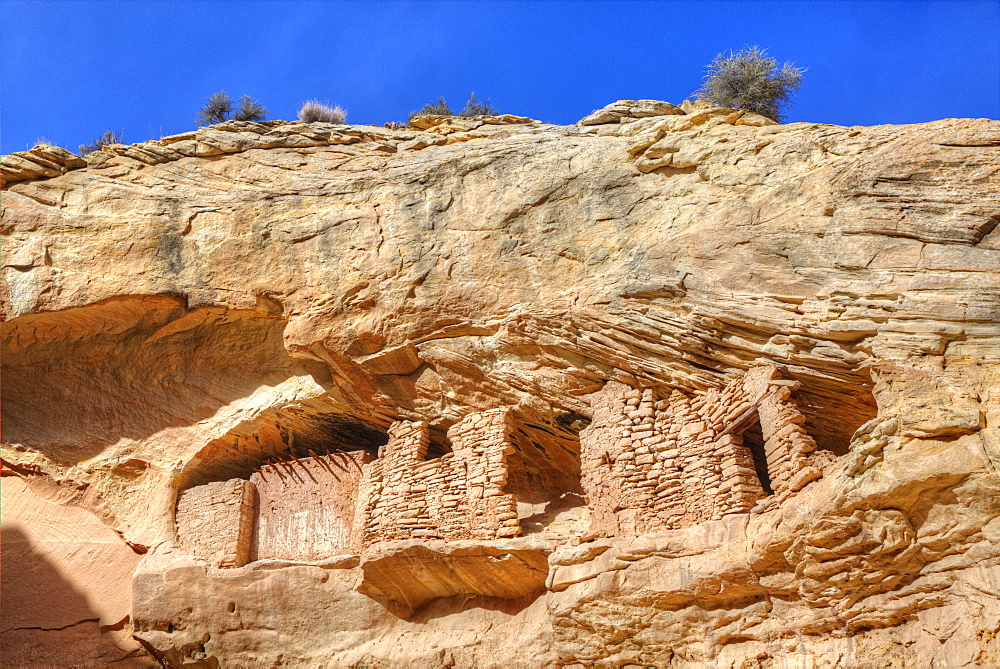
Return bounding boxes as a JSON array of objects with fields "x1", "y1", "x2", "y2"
[{"x1": 740, "y1": 420, "x2": 773, "y2": 496}]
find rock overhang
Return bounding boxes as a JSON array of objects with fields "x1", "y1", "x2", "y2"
[{"x1": 3, "y1": 103, "x2": 1000, "y2": 667}]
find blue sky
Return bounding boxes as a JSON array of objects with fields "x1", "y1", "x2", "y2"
[{"x1": 2, "y1": 0, "x2": 998, "y2": 154}]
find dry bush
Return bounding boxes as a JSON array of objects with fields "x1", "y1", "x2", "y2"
[
  {"x1": 78, "y1": 130, "x2": 123, "y2": 155},
  {"x1": 298, "y1": 100, "x2": 347, "y2": 123},
  {"x1": 409, "y1": 93, "x2": 498, "y2": 120},
  {"x1": 233, "y1": 95, "x2": 268, "y2": 122},
  {"x1": 695, "y1": 46, "x2": 804, "y2": 122},
  {"x1": 408, "y1": 96, "x2": 452, "y2": 120},
  {"x1": 196, "y1": 91, "x2": 233, "y2": 127},
  {"x1": 458, "y1": 92, "x2": 497, "y2": 117}
]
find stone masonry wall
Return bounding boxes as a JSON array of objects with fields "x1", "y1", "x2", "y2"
[
  {"x1": 353, "y1": 408, "x2": 520, "y2": 547},
  {"x1": 176, "y1": 409, "x2": 520, "y2": 564},
  {"x1": 581, "y1": 366, "x2": 822, "y2": 538},
  {"x1": 175, "y1": 372, "x2": 818, "y2": 559},
  {"x1": 251, "y1": 451, "x2": 373, "y2": 560},
  {"x1": 175, "y1": 478, "x2": 254, "y2": 567}
]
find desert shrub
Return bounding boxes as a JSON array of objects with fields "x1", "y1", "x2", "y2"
[
  {"x1": 233, "y1": 95, "x2": 268, "y2": 122},
  {"x1": 409, "y1": 96, "x2": 453, "y2": 120},
  {"x1": 458, "y1": 92, "x2": 498, "y2": 117},
  {"x1": 695, "y1": 46, "x2": 804, "y2": 122},
  {"x1": 79, "y1": 130, "x2": 123, "y2": 155},
  {"x1": 196, "y1": 91, "x2": 234, "y2": 126},
  {"x1": 298, "y1": 100, "x2": 347, "y2": 123},
  {"x1": 408, "y1": 93, "x2": 498, "y2": 120}
]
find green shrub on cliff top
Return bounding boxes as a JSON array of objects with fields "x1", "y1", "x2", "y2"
[
  {"x1": 409, "y1": 96, "x2": 453, "y2": 120},
  {"x1": 457, "y1": 92, "x2": 498, "y2": 117},
  {"x1": 233, "y1": 95, "x2": 268, "y2": 122}
]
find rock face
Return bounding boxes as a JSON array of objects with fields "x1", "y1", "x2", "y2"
[
  {"x1": 2, "y1": 101, "x2": 1000, "y2": 667},
  {"x1": 577, "y1": 99, "x2": 685, "y2": 125},
  {"x1": 0, "y1": 476, "x2": 151, "y2": 666},
  {"x1": 0, "y1": 144, "x2": 87, "y2": 185}
]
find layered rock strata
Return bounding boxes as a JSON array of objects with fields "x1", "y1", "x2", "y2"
[{"x1": 3, "y1": 99, "x2": 1000, "y2": 667}]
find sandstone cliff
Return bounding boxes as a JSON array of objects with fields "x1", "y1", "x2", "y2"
[{"x1": 2, "y1": 100, "x2": 999, "y2": 667}]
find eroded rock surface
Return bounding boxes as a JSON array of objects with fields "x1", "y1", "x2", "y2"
[
  {"x1": 577, "y1": 99, "x2": 685, "y2": 125},
  {"x1": 2, "y1": 103, "x2": 1000, "y2": 667},
  {"x1": 0, "y1": 476, "x2": 154, "y2": 667}
]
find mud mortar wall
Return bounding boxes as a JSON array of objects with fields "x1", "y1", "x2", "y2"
[
  {"x1": 175, "y1": 479, "x2": 254, "y2": 567},
  {"x1": 581, "y1": 365, "x2": 823, "y2": 537},
  {"x1": 355, "y1": 408, "x2": 520, "y2": 546},
  {"x1": 173, "y1": 410, "x2": 521, "y2": 564}
]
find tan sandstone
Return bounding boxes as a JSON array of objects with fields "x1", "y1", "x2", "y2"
[{"x1": 2, "y1": 99, "x2": 1000, "y2": 667}]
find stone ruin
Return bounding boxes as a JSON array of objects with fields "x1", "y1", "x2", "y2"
[
  {"x1": 252, "y1": 451, "x2": 373, "y2": 561},
  {"x1": 354, "y1": 408, "x2": 520, "y2": 547},
  {"x1": 175, "y1": 479, "x2": 255, "y2": 568},
  {"x1": 175, "y1": 366, "x2": 825, "y2": 566},
  {"x1": 580, "y1": 365, "x2": 823, "y2": 537},
  {"x1": 175, "y1": 408, "x2": 520, "y2": 566}
]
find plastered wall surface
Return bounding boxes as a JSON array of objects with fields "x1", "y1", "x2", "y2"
[
  {"x1": 251, "y1": 451, "x2": 373, "y2": 560},
  {"x1": 175, "y1": 479, "x2": 254, "y2": 567}
]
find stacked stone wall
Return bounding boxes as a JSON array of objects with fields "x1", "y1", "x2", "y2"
[
  {"x1": 175, "y1": 478, "x2": 254, "y2": 567},
  {"x1": 251, "y1": 451, "x2": 373, "y2": 560},
  {"x1": 354, "y1": 408, "x2": 520, "y2": 547},
  {"x1": 175, "y1": 370, "x2": 820, "y2": 555},
  {"x1": 581, "y1": 366, "x2": 822, "y2": 537},
  {"x1": 176, "y1": 409, "x2": 521, "y2": 565},
  {"x1": 449, "y1": 409, "x2": 521, "y2": 538},
  {"x1": 756, "y1": 384, "x2": 823, "y2": 493}
]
